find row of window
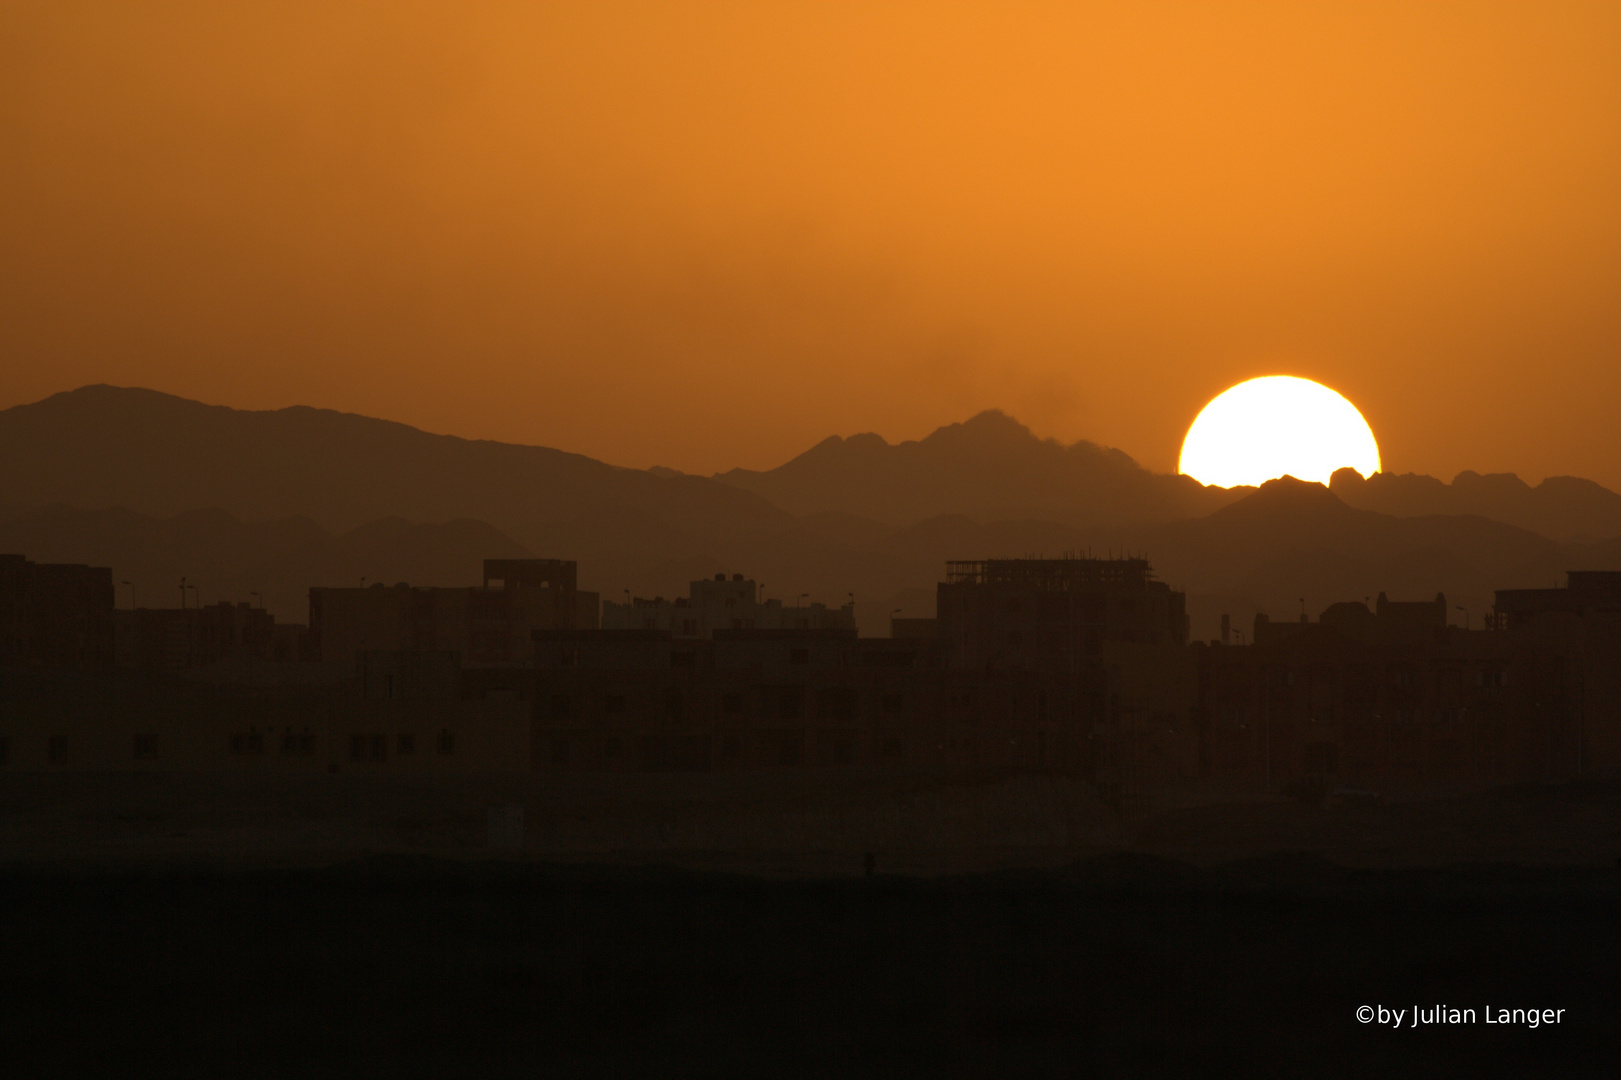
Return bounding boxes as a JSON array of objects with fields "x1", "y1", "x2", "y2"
[
  {"x1": 347, "y1": 731, "x2": 456, "y2": 761},
  {"x1": 1239, "y1": 664, "x2": 1513, "y2": 690},
  {"x1": 0, "y1": 731, "x2": 461, "y2": 763},
  {"x1": 1218, "y1": 705, "x2": 1500, "y2": 727},
  {"x1": 545, "y1": 731, "x2": 900, "y2": 767},
  {"x1": 547, "y1": 688, "x2": 909, "y2": 721}
]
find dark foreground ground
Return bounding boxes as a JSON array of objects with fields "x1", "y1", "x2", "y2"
[
  {"x1": 3, "y1": 771, "x2": 1620, "y2": 1075},
  {"x1": 3, "y1": 855, "x2": 1618, "y2": 1077}
]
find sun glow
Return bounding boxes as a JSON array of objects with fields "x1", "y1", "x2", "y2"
[{"x1": 1178, "y1": 376, "x2": 1380, "y2": 488}]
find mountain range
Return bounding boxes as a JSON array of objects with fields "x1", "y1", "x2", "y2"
[{"x1": 3, "y1": 385, "x2": 1618, "y2": 638}]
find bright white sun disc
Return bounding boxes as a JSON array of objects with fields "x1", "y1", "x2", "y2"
[{"x1": 1178, "y1": 376, "x2": 1380, "y2": 488}]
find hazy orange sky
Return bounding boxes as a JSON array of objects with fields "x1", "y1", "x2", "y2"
[{"x1": 3, "y1": 2, "x2": 1618, "y2": 486}]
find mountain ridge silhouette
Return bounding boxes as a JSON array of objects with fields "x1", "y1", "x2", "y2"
[{"x1": 5, "y1": 387, "x2": 1621, "y2": 638}]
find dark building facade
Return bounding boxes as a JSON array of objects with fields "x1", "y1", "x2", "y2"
[
  {"x1": 309, "y1": 559, "x2": 599, "y2": 666},
  {"x1": 0, "y1": 554, "x2": 115, "y2": 667},
  {"x1": 121, "y1": 602, "x2": 281, "y2": 671},
  {"x1": 1195, "y1": 577, "x2": 1621, "y2": 789},
  {"x1": 937, "y1": 558, "x2": 1188, "y2": 671},
  {"x1": 519, "y1": 627, "x2": 1095, "y2": 773}
]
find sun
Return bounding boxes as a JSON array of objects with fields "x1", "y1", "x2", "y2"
[{"x1": 1178, "y1": 376, "x2": 1380, "y2": 488}]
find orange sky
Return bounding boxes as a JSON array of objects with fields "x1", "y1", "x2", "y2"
[{"x1": 3, "y1": 2, "x2": 1619, "y2": 487}]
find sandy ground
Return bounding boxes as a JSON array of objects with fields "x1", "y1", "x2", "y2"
[{"x1": 4, "y1": 767, "x2": 1619, "y2": 876}]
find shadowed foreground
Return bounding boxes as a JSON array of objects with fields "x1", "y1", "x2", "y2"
[{"x1": 2, "y1": 851, "x2": 1618, "y2": 1076}]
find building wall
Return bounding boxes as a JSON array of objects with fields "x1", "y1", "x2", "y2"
[
  {"x1": 603, "y1": 574, "x2": 855, "y2": 638},
  {"x1": 937, "y1": 558, "x2": 1189, "y2": 672},
  {"x1": 0, "y1": 670, "x2": 530, "y2": 773},
  {"x1": 0, "y1": 554, "x2": 115, "y2": 667},
  {"x1": 311, "y1": 580, "x2": 598, "y2": 665}
]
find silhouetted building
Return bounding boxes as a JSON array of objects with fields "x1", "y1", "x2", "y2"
[
  {"x1": 1254, "y1": 592, "x2": 1449, "y2": 648},
  {"x1": 937, "y1": 558, "x2": 1188, "y2": 671},
  {"x1": 1197, "y1": 589, "x2": 1613, "y2": 788},
  {"x1": 0, "y1": 661, "x2": 529, "y2": 772},
  {"x1": 309, "y1": 559, "x2": 599, "y2": 665},
  {"x1": 117, "y1": 601, "x2": 280, "y2": 671},
  {"x1": 0, "y1": 554, "x2": 115, "y2": 667},
  {"x1": 602, "y1": 572, "x2": 855, "y2": 637},
  {"x1": 524, "y1": 625, "x2": 1092, "y2": 772},
  {"x1": 1493, "y1": 571, "x2": 1621, "y2": 630}
]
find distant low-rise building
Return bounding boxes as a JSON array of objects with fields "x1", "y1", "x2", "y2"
[
  {"x1": 0, "y1": 554, "x2": 114, "y2": 667},
  {"x1": 601, "y1": 573, "x2": 855, "y2": 638},
  {"x1": 1493, "y1": 571, "x2": 1621, "y2": 630},
  {"x1": 937, "y1": 558, "x2": 1189, "y2": 671},
  {"x1": 308, "y1": 559, "x2": 598, "y2": 666}
]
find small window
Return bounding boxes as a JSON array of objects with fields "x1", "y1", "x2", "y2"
[
  {"x1": 790, "y1": 648, "x2": 809, "y2": 665},
  {"x1": 133, "y1": 733, "x2": 159, "y2": 759},
  {"x1": 48, "y1": 735, "x2": 66, "y2": 765},
  {"x1": 397, "y1": 733, "x2": 415, "y2": 755},
  {"x1": 880, "y1": 737, "x2": 903, "y2": 759},
  {"x1": 550, "y1": 694, "x2": 571, "y2": 719},
  {"x1": 230, "y1": 733, "x2": 265, "y2": 756},
  {"x1": 671, "y1": 651, "x2": 696, "y2": 668},
  {"x1": 604, "y1": 694, "x2": 626, "y2": 714},
  {"x1": 881, "y1": 693, "x2": 904, "y2": 714},
  {"x1": 720, "y1": 734, "x2": 740, "y2": 760},
  {"x1": 437, "y1": 730, "x2": 455, "y2": 756},
  {"x1": 605, "y1": 736, "x2": 625, "y2": 759},
  {"x1": 550, "y1": 737, "x2": 570, "y2": 765},
  {"x1": 721, "y1": 693, "x2": 743, "y2": 714}
]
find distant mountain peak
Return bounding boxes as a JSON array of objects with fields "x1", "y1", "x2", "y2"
[
  {"x1": 1213, "y1": 476, "x2": 1350, "y2": 520},
  {"x1": 929, "y1": 408, "x2": 1040, "y2": 440},
  {"x1": 710, "y1": 409, "x2": 1238, "y2": 526},
  {"x1": 1331, "y1": 462, "x2": 1621, "y2": 541}
]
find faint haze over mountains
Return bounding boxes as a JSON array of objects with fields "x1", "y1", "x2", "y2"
[
  {"x1": 4, "y1": 5, "x2": 1619, "y2": 491},
  {"x1": 2, "y1": 385, "x2": 1619, "y2": 639}
]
